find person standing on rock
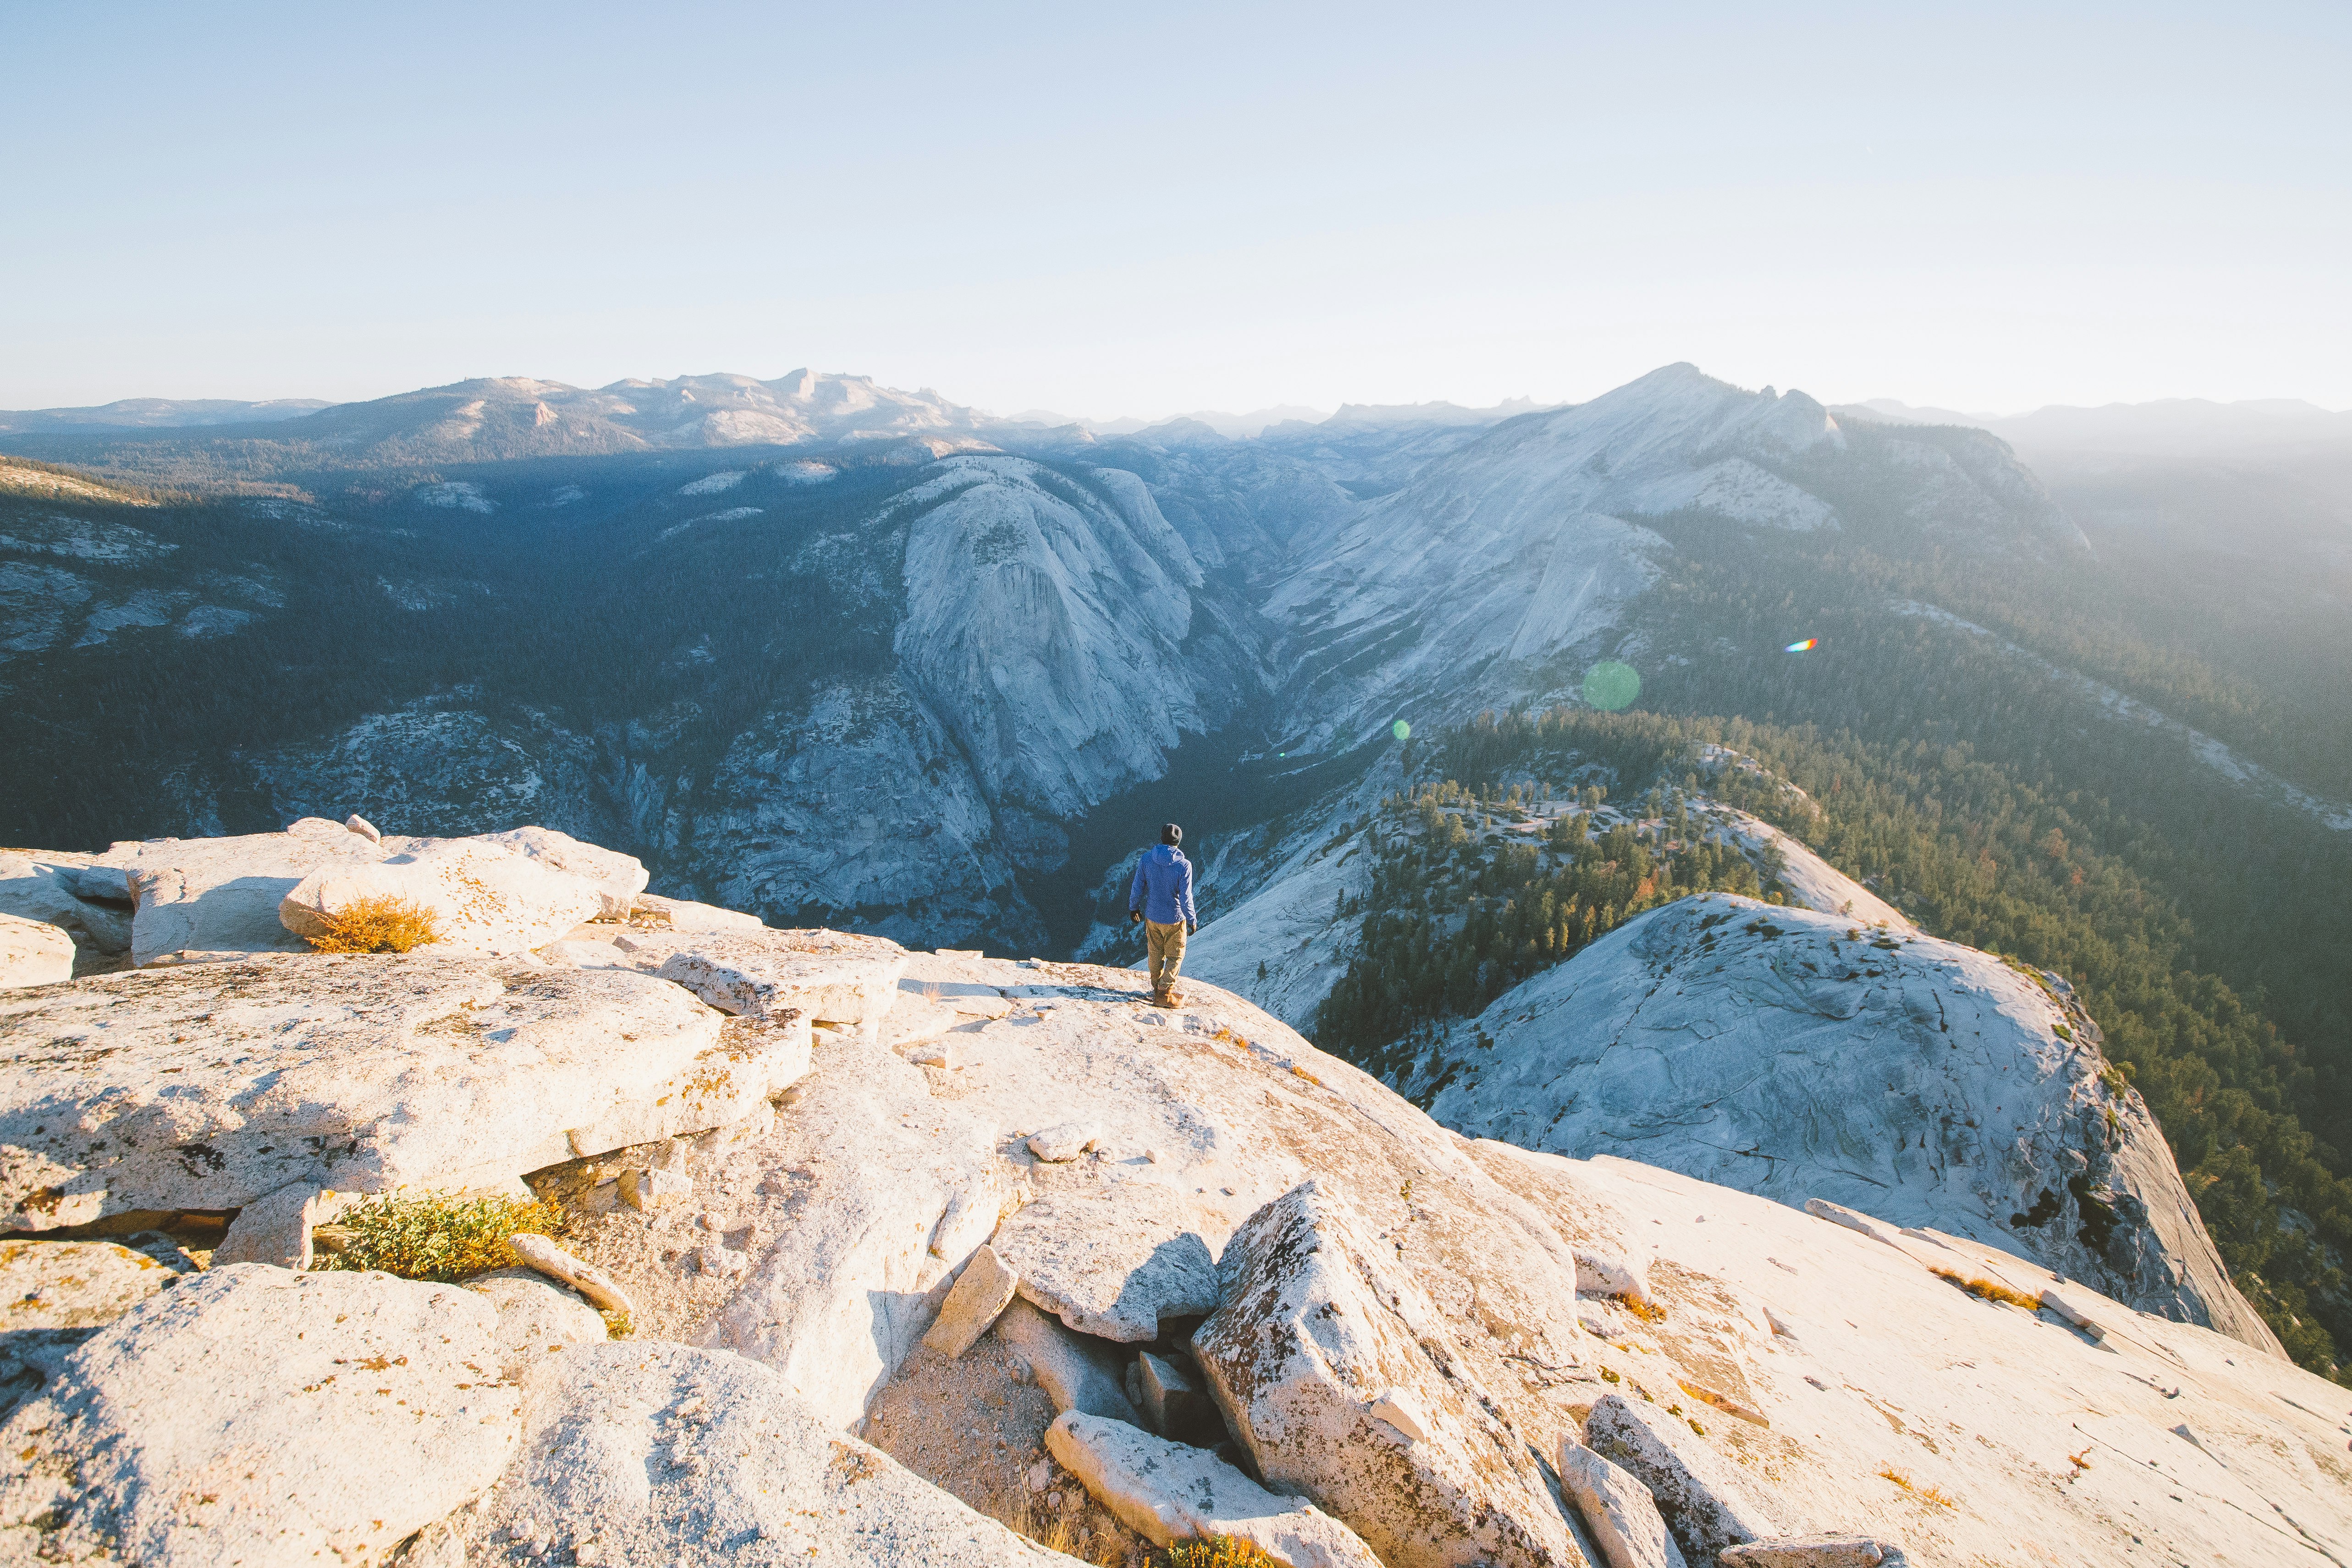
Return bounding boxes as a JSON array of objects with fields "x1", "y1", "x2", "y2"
[{"x1": 1128, "y1": 823, "x2": 1198, "y2": 1008}]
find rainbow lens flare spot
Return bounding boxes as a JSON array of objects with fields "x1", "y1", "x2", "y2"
[{"x1": 1784, "y1": 638, "x2": 1818, "y2": 653}]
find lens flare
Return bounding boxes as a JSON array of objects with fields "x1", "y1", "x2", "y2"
[
  {"x1": 1784, "y1": 638, "x2": 1818, "y2": 653},
  {"x1": 1391, "y1": 719, "x2": 1411, "y2": 742},
  {"x1": 1582, "y1": 660, "x2": 1641, "y2": 712}
]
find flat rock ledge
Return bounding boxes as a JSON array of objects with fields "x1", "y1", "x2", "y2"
[{"x1": 0, "y1": 952, "x2": 808, "y2": 1230}]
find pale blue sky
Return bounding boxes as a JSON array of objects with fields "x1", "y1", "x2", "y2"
[{"x1": 4, "y1": 2, "x2": 2346, "y2": 417}]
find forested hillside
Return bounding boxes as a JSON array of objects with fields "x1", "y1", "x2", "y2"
[{"x1": 1313, "y1": 708, "x2": 2351, "y2": 1381}]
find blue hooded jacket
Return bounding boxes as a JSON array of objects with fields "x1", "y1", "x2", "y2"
[{"x1": 1129, "y1": 843, "x2": 1196, "y2": 926}]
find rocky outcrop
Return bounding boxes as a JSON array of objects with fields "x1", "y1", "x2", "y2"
[
  {"x1": 1193, "y1": 1180, "x2": 1584, "y2": 1568},
  {"x1": 280, "y1": 836, "x2": 605, "y2": 954},
  {"x1": 1410, "y1": 893, "x2": 2279, "y2": 1353},
  {"x1": 0, "y1": 830, "x2": 2343, "y2": 1568},
  {"x1": 0, "y1": 1265, "x2": 518, "y2": 1566},
  {"x1": 923, "y1": 1243, "x2": 1019, "y2": 1358}
]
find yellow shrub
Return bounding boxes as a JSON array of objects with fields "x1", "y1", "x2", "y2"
[
  {"x1": 1932, "y1": 1266, "x2": 2042, "y2": 1310},
  {"x1": 315, "y1": 1190, "x2": 560, "y2": 1281},
  {"x1": 304, "y1": 894, "x2": 441, "y2": 954}
]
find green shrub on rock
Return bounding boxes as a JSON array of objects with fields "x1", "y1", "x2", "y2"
[{"x1": 314, "y1": 1191, "x2": 560, "y2": 1282}]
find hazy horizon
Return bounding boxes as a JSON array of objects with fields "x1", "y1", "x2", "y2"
[{"x1": 3, "y1": 366, "x2": 2347, "y2": 434}]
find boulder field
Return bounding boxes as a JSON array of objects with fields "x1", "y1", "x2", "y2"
[{"x1": 0, "y1": 823, "x2": 2347, "y2": 1566}]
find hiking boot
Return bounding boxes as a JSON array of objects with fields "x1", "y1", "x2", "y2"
[{"x1": 1159, "y1": 990, "x2": 1183, "y2": 1009}]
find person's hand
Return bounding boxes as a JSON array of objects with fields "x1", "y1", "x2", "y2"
[
  {"x1": 1187, "y1": 919, "x2": 1198, "y2": 936},
  {"x1": 1129, "y1": 909, "x2": 1143, "y2": 925}
]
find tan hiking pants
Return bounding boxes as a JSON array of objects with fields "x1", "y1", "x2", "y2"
[{"x1": 1146, "y1": 919, "x2": 1188, "y2": 994}]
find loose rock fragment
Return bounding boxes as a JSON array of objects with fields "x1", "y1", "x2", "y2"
[
  {"x1": 1559, "y1": 1440, "x2": 1686, "y2": 1568},
  {"x1": 1137, "y1": 1348, "x2": 1228, "y2": 1446},
  {"x1": 1583, "y1": 1393, "x2": 1790, "y2": 1565},
  {"x1": 629, "y1": 892, "x2": 764, "y2": 933},
  {"x1": 2038, "y1": 1287, "x2": 2107, "y2": 1341},
  {"x1": 1047, "y1": 1409, "x2": 1384, "y2": 1568},
  {"x1": 1026, "y1": 1122, "x2": 1098, "y2": 1162},
  {"x1": 464, "y1": 1265, "x2": 609, "y2": 1378},
  {"x1": 909, "y1": 1039, "x2": 965, "y2": 1069},
  {"x1": 925, "y1": 1244, "x2": 1019, "y2": 1359},
  {"x1": 511, "y1": 1232, "x2": 637, "y2": 1316},
  {"x1": 620, "y1": 1166, "x2": 693, "y2": 1211}
]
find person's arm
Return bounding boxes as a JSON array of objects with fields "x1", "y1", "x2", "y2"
[
  {"x1": 1179, "y1": 858, "x2": 1196, "y2": 931},
  {"x1": 1128, "y1": 856, "x2": 1146, "y2": 923}
]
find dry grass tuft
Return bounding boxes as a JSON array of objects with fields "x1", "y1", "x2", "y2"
[
  {"x1": 1157, "y1": 1538, "x2": 1287, "y2": 1567},
  {"x1": 1620, "y1": 1295, "x2": 1667, "y2": 1323},
  {"x1": 1932, "y1": 1267, "x2": 2043, "y2": 1310},
  {"x1": 1877, "y1": 1466, "x2": 1956, "y2": 1507},
  {"x1": 303, "y1": 894, "x2": 441, "y2": 954},
  {"x1": 314, "y1": 1190, "x2": 560, "y2": 1281}
]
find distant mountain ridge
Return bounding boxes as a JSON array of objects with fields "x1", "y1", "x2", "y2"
[{"x1": 0, "y1": 397, "x2": 332, "y2": 434}]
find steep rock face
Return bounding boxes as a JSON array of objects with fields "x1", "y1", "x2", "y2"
[
  {"x1": 894, "y1": 456, "x2": 1216, "y2": 819},
  {"x1": 1405, "y1": 893, "x2": 2275, "y2": 1352},
  {"x1": 1262, "y1": 364, "x2": 2086, "y2": 751},
  {"x1": 1264, "y1": 367, "x2": 1829, "y2": 746}
]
